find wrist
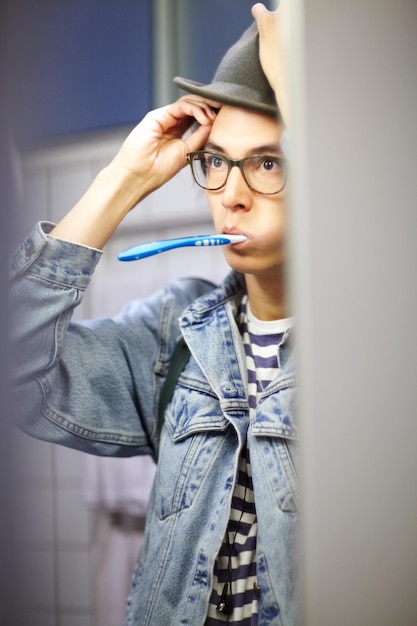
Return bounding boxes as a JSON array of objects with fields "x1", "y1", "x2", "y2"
[{"x1": 102, "y1": 160, "x2": 150, "y2": 212}]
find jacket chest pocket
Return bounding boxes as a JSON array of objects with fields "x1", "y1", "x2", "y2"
[
  {"x1": 154, "y1": 384, "x2": 230, "y2": 520},
  {"x1": 250, "y1": 380, "x2": 299, "y2": 513},
  {"x1": 255, "y1": 437, "x2": 299, "y2": 514}
]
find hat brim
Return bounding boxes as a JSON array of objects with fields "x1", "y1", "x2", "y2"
[{"x1": 173, "y1": 76, "x2": 278, "y2": 117}]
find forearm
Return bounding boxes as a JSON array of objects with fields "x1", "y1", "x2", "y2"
[{"x1": 50, "y1": 161, "x2": 150, "y2": 250}]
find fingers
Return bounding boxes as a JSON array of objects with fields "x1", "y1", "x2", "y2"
[
  {"x1": 168, "y1": 98, "x2": 216, "y2": 160},
  {"x1": 252, "y1": 3, "x2": 268, "y2": 17},
  {"x1": 152, "y1": 96, "x2": 219, "y2": 156},
  {"x1": 171, "y1": 95, "x2": 219, "y2": 127},
  {"x1": 175, "y1": 96, "x2": 221, "y2": 155},
  {"x1": 251, "y1": 3, "x2": 275, "y2": 22},
  {"x1": 141, "y1": 96, "x2": 217, "y2": 148},
  {"x1": 252, "y1": 2, "x2": 278, "y2": 33}
]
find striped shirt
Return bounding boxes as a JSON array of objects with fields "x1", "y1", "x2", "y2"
[{"x1": 205, "y1": 296, "x2": 293, "y2": 625}]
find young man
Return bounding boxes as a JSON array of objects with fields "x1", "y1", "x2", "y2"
[{"x1": 10, "y1": 4, "x2": 297, "y2": 625}]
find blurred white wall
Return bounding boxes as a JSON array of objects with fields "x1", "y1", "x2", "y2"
[{"x1": 291, "y1": 1, "x2": 417, "y2": 624}]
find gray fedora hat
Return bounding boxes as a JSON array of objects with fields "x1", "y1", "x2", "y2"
[{"x1": 173, "y1": 22, "x2": 279, "y2": 117}]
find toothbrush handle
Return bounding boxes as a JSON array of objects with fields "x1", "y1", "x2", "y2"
[
  {"x1": 118, "y1": 236, "x2": 208, "y2": 261},
  {"x1": 118, "y1": 235, "x2": 243, "y2": 261}
]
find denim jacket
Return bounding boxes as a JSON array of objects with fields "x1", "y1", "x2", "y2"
[{"x1": 10, "y1": 223, "x2": 298, "y2": 626}]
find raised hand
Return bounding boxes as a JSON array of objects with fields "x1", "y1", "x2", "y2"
[
  {"x1": 112, "y1": 96, "x2": 219, "y2": 198},
  {"x1": 51, "y1": 96, "x2": 219, "y2": 249},
  {"x1": 252, "y1": 2, "x2": 290, "y2": 125}
]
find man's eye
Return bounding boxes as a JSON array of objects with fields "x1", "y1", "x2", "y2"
[
  {"x1": 208, "y1": 155, "x2": 225, "y2": 169},
  {"x1": 261, "y1": 157, "x2": 280, "y2": 171}
]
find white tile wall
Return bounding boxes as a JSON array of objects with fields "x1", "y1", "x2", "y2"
[{"x1": 17, "y1": 128, "x2": 230, "y2": 623}]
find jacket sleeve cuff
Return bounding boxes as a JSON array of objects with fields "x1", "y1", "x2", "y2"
[{"x1": 10, "y1": 221, "x2": 102, "y2": 290}]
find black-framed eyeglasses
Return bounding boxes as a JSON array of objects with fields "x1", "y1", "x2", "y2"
[{"x1": 187, "y1": 150, "x2": 287, "y2": 195}]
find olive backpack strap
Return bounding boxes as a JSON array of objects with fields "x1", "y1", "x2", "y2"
[{"x1": 157, "y1": 336, "x2": 190, "y2": 440}]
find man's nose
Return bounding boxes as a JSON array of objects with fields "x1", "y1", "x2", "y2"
[{"x1": 221, "y1": 165, "x2": 252, "y2": 210}]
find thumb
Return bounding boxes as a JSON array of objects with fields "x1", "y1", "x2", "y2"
[{"x1": 183, "y1": 122, "x2": 212, "y2": 154}]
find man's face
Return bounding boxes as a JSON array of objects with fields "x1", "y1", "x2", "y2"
[{"x1": 204, "y1": 105, "x2": 287, "y2": 279}]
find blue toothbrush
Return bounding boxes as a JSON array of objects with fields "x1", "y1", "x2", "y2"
[{"x1": 118, "y1": 234, "x2": 247, "y2": 261}]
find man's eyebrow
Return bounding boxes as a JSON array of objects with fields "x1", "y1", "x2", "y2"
[{"x1": 204, "y1": 141, "x2": 283, "y2": 155}]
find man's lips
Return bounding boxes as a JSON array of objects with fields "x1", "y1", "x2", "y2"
[{"x1": 222, "y1": 228, "x2": 251, "y2": 241}]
